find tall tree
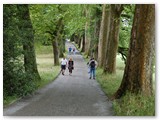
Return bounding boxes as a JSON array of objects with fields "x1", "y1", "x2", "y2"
[
  {"x1": 89, "y1": 5, "x2": 102, "y2": 60},
  {"x1": 17, "y1": 4, "x2": 41, "y2": 80},
  {"x1": 4, "y1": 5, "x2": 39, "y2": 98},
  {"x1": 51, "y1": 17, "x2": 63, "y2": 65},
  {"x1": 80, "y1": 34, "x2": 85, "y2": 52},
  {"x1": 98, "y1": 4, "x2": 110, "y2": 67},
  {"x1": 113, "y1": 4, "x2": 155, "y2": 99},
  {"x1": 104, "y1": 4, "x2": 124, "y2": 73},
  {"x1": 44, "y1": 5, "x2": 65, "y2": 65},
  {"x1": 57, "y1": 5, "x2": 65, "y2": 58},
  {"x1": 84, "y1": 5, "x2": 91, "y2": 56}
]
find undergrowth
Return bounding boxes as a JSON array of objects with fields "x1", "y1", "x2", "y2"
[{"x1": 96, "y1": 55, "x2": 155, "y2": 116}]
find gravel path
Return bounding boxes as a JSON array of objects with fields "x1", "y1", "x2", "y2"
[{"x1": 3, "y1": 41, "x2": 114, "y2": 116}]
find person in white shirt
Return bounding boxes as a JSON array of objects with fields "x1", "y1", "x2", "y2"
[{"x1": 61, "y1": 57, "x2": 68, "y2": 75}]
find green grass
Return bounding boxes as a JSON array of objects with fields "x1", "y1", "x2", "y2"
[
  {"x1": 96, "y1": 55, "x2": 124, "y2": 97},
  {"x1": 113, "y1": 93, "x2": 155, "y2": 116},
  {"x1": 36, "y1": 54, "x2": 60, "y2": 88},
  {"x1": 36, "y1": 45, "x2": 60, "y2": 88},
  {"x1": 96, "y1": 55, "x2": 155, "y2": 116},
  {"x1": 3, "y1": 96, "x2": 19, "y2": 106},
  {"x1": 35, "y1": 43, "x2": 53, "y2": 55},
  {"x1": 96, "y1": 68, "x2": 123, "y2": 97}
]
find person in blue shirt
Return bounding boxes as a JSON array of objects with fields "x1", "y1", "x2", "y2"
[{"x1": 68, "y1": 46, "x2": 72, "y2": 54}]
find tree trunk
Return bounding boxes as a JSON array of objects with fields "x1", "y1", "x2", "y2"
[
  {"x1": 104, "y1": 4, "x2": 124, "y2": 73},
  {"x1": 113, "y1": 4, "x2": 155, "y2": 99},
  {"x1": 17, "y1": 4, "x2": 41, "y2": 80},
  {"x1": 78, "y1": 35, "x2": 82, "y2": 48},
  {"x1": 52, "y1": 39, "x2": 59, "y2": 65},
  {"x1": 80, "y1": 34, "x2": 85, "y2": 52},
  {"x1": 98, "y1": 4, "x2": 111, "y2": 67},
  {"x1": 84, "y1": 5, "x2": 91, "y2": 57},
  {"x1": 74, "y1": 34, "x2": 79, "y2": 44},
  {"x1": 78, "y1": 34, "x2": 82, "y2": 48},
  {"x1": 89, "y1": 5, "x2": 102, "y2": 61},
  {"x1": 59, "y1": 36, "x2": 64, "y2": 58},
  {"x1": 57, "y1": 18, "x2": 64, "y2": 58}
]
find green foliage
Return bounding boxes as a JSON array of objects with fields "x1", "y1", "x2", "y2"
[
  {"x1": 30, "y1": 5, "x2": 66, "y2": 43},
  {"x1": 119, "y1": 5, "x2": 135, "y2": 48},
  {"x1": 3, "y1": 62, "x2": 37, "y2": 98},
  {"x1": 30, "y1": 4, "x2": 102, "y2": 47},
  {"x1": 64, "y1": 5, "x2": 86, "y2": 38},
  {"x1": 3, "y1": 5, "x2": 38, "y2": 101},
  {"x1": 3, "y1": 95, "x2": 19, "y2": 106},
  {"x1": 30, "y1": 5, "x2": 50, "y2": 44}
]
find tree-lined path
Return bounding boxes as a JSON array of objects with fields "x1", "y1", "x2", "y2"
[
  {"x1": 3, "y1": 4, "x2": 155, "y2": 116},
  {"x1": 4, "y1": 41, "x2": 113, "y2": 116}
]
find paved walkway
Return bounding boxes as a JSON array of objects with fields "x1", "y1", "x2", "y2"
[{"x1": 3, "y1": 41, "x2": 113, "y2": 116}]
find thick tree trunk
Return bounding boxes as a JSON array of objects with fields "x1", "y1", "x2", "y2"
[
  {"x1": 17, "y1": 4, "x2": 41, "y2": 80},
  {"x1": 90, "y1": 5, "x2": 102, "y2": 61},
  {"x1": 104, "y1": 4, "x2": 124, "y2": 73},
  {"x1": 52, "y1": 39, "x2": 59, "y2": 65},
  {"x1": 113, "y1": 4, "x2": 155, "y2": 99},
  {"x1": 98, "y1": 4, "x2": 111, "y2": 67}
]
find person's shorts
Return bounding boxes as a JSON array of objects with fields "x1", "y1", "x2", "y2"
[{"x1": 61, "y1": 65, "x2": 66, "y2": 70}]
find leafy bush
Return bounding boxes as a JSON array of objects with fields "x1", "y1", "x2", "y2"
[{"x1": 3, "y1": 61, "x2": 37, "y2": 99}]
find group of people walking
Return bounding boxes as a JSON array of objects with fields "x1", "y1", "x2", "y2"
[
  {"x1": 60, "y1": 48, "x2": 98, "y2": 79},
  {"x1": 68, "y1": 46, "x2": 76, "y2": 55},
  {"x1": 60, "y1": 46, "x2": 76, "y2": 76},
  {"x1": 60, "y1": 57, "x2": 74, "y2": 76}
]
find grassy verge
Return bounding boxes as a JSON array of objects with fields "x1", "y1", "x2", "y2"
[
  {"x1": 96, "y1": 55, "x2": 155, "y2": 116},
  {"x1": 113, "y1": 93, "x2": 155, "y2": 116},
  {"x1": 36, "y1": 53, "x2": 60, "y2": 88},
  {"x1": 96, "y1": 68, "x2": 123, "y2": 97},
  {"x1": 4, "y1": 96, "x2": 19, "y2": 106},
  {"x1": 35, "y1": 43, "x2": 61, "y2": 86},
  {"x1": 96, "y1": 55, "x2": 124, "y2": 97},
  {"x1": 35, "y1": 44, "x2": 61, "y2": 88}
]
